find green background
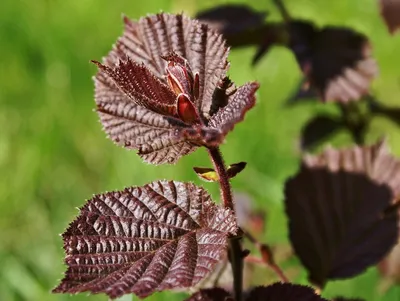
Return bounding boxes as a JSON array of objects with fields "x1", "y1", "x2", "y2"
[{"x1": 1, "y1": 0, "x2": 399, "y2": 300}]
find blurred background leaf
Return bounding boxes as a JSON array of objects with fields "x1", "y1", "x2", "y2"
[{"x1": 1, "y1": 0, "x2": 400, "y2": 300}]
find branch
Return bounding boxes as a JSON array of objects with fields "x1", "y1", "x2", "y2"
[{"x1": 208, "y1": 147, "x2": 243, "y2": 301}]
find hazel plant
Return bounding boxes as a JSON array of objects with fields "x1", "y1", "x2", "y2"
[
  {"x1": 53, "y1": 13, "x2": 259, "y2": 300},
  {"x1": 53, "y1": 9, "x2": 400, "y2": 301}
]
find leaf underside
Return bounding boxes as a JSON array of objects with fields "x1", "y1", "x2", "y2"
[
  {"x1": 285, "y1": 141, "x2": 400, "y2": 287},
  {"x1": 53, "y1": 180, "x2": 237, "y2": 299},
  {"x1": 303, "y1": 139, "x2": 400, "y2": 199}
]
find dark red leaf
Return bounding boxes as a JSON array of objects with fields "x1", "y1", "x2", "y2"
[
  {"x1": 285, "y1": 141, "x2": 400, "y2": 287},
  {"x1": 226, "y1": 162, "x2": 247, "y2": 179},
  {"x1": 209, "y1": 77, "x2": 236, "y2": 116},
  {"x1": 184, "y1": 287, "x2": 232, "y2": 301},
  {"x1": 93, "y1": 59, "x2": 177, "y2": 116},
  {"x1": 208, "y1": 82, "x2": 259, "y2": 135},
  {"x1": 53, "y1": 180, "x2": 237, "y2": 299},
  {"x1": 245, "y1": 283, "x2": 327, "y2": 300},
  {"x1": 107, "y1": 13, "x2": 230, "y2": 117},
  {"x1": 379, "y1": 0, "x2": 400, "y2": 35},
  {"x1": 300, "y1": 114, "x2": 343, "y2": 150},
  {"x1": 288, "y1": 21, "x2": 378, "y2": 103},
  {"x1": 196, "y1": 4, "x2": 267, "y2": 36},
  {"x1": 94, "y1": 13, "x2": 257, "y2": 164},
  {"x1": 94, "y1": 86, "x2": 197, "y2": 165}
]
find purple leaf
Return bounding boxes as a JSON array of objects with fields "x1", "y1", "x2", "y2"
[
  {"x1": 300, "y1": 114, "x2": 343, "y2": 150},
  {"x1": 285, "y1": 140, "x2": 400, "y2": 287},
  {"x1": 93, "y1": 13, "x2": 258, "y2": 164},
  {"x1": 288, "y1": 21, "x2": 378, "y2": 103},
  {"x1": 53, "y1": 181, "x2": 237, "y2": 299},
  {"x1": 196, "y1": 4, "x2": 267, "y2": 36},
  {"x1": 184, "y1": 287, "x2": 232, "y2": 301},
  {"x1": 106, "y1": 13, "x2": 230, "y2": 117},
  {"x1": 245, "y1": 283, "x2": 328, "y2": 300},
  {"x1": 379, "y1": 0, "x2": 400, "y2": 35},
  {"x1": 93, "y1": 59, "x2": 177, "y2": 116},
  {"x1": 208, "y1": 82, "x2": 259, "y2": 135}
]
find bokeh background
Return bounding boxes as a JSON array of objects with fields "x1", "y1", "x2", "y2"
[{"x1": 1, "y1": 0, "x2": 400, "y2": 300}]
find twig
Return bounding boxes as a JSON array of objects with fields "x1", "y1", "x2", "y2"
[
  {"x1": 273, "y1": 0, "x2": 291, "y2": 23},
  {"x1": 208, "y1": 147, "x2": 243, "y2": 301},
  {"x1": 243, "y1": 229, "x2": 289, "y2": 283}
]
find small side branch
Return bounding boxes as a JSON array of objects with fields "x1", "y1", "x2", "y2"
[
  {"x1": 243, "y1": 229, "x2": 289, "y2": 283},
  {"x1": 273, "y1": 0, "x2": 291, "y2": 23}
]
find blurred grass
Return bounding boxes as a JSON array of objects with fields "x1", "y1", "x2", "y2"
[{"x1": 0, "y1": 0, "x2": 399, "y2": 300}]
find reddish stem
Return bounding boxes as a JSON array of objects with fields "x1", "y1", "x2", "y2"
[
  {"x1": 207, "y1": 147, "x2": 234, "y2": 211},
  {"x1": 207, "y1": 147, "x2": 243, "y2": 301},
  {"x1": 243, "y1": 230, "x2": 289, "y2": 283}
]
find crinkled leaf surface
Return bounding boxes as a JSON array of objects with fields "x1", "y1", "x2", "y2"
[
  {"x1": 103, "y1": 13, "x2": 229, "y2": 117},
  {"x1": 53, "y1": 180, "x2": 237, "y2": 299},
  {"x1": 245, "y1": 283, "x2": 328, "y2": 300},
  {"x1": 208, "y1": 82, "x2": 259, "y2": 135},
  {"x1": 379, "y1": 0, "x2": 400, "y2": 35},
  {"x1": 184, "y1": 287, "x2": 232, "y2": 301},
  {"x1": 285, "y1": 142, "x2": 399, "y2": 287},
  {"x1": 303, "y1": 139, "x2": 400, "y2": 200},
  {"x1": 94, "y1": 13, "x2": 257, "y2": 164},
  {"x1": 93, "y1": 59, "x2": 177, "y2": 116},
  {"x1": 94, "y1": 60, "x2": 197, "y2": 165}
]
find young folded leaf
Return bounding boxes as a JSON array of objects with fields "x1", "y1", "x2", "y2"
[
  {"x1": 53, "y1": 180, "x2": 237, "y2": 299},
  {"x1": 193, "y1": 162, "x2": 246, "y2": 182},
  {"x1": 379, "y1": 0, "x2": 400, "y2": 35},
  {"x1": 285, "y1": 140, "x2": 400, "y2": 288},
  {"x1": 93, "y1": 13, "x2": 259, "y2": 165}
]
